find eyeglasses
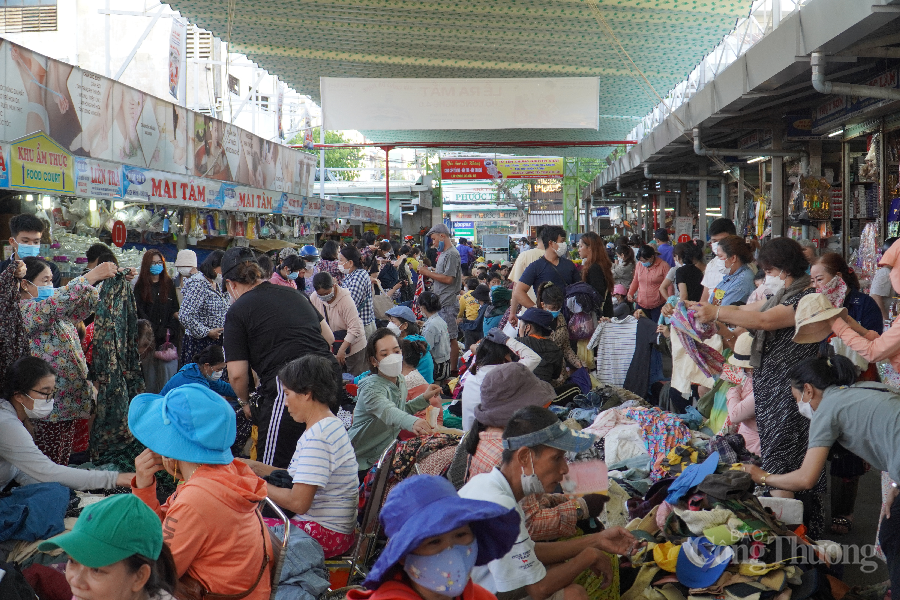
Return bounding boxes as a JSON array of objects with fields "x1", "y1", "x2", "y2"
[
  {"x1": 29, "y1": 388, "x2": 55, "y2": 399},
  {"x1": 151, "y1": 261, "x2": 164, "y2": 266}
]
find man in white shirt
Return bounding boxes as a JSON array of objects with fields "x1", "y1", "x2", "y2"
[
  {"x1": 700, "y1": 218, "x2": 737, "y2": 303},
  {"x1": 509, "y1": 226, "x2": 546, "y2": 326},
  {"x1": 459, "y1": 406, "x2": 639, "y2": 600}
]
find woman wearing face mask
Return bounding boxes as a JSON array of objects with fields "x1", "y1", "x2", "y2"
[
  {"x1": 707, "y1": 235, "x2": 755, "y2": 307},
  {"x1": 19, "y1": 256, "x2": 119, "y2": 465},
  {"x1": 384, "y1": 305, "x2": 436, "y2": 384},
  {"x1": 161, "y1": 345, "x2": 235, "y2": 397},
  {"x1": 612, "y1": 244, "x2": 636, "y2": 291},
  {"x1": 179, "y1": 250, "x2": 229, "y2": 368},
  {"x1": 347, "y1": 329, "x2": 443, "y2": 480},
  {"x1": 0, "y1": 356, "x2": 135, "y2": 491},
  {"x1": 626, "y1": 245, "x2": 669, "y2": 322},
  {"x1": 811, "y1": 252, "x2": 883, "y2": 341},
  {"x1": 270, "y1": 254, "x2": 305, "y2": 289},
  {"x1": 347, "y1": 474, "x2": 519, "y2": 600},
  {"x1": 310, "y1": 271, "x2": 367, "y2": 376},
  {"x1": 537, "y1": 282, "x2": 585, "y2": 389},
  {"x1": 695, "y1": 237, "x2": 824, "y2": 537},
  {"x1": 173, "y1": 249, "x2": 198, "y2": 301},
  {"x1": 130, "y1": 384, "x2": 273, "y2": 599},
  {"x1": 135, "y1": 250, "x2": 181, "y2": 394},
  {"x1": 318, "y1": 240, "x2": 345, "y2": 286},
  {"x1": 578, "y1": 232, "x2": 615, "y2": 318},
  {"x1": 339, "y1": 245, "x2": 377, "y2": 338},
  {"x1": 739, "y1": 354, "x2": 900, "y2": 594}
]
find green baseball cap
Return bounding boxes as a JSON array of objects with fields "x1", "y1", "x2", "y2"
[{"x1": 38, "y1": 494, "x2": 162, "y2": 568}]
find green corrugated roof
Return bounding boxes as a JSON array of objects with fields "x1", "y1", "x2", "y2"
[{"x1": 166, "y1": 0, "x2": 751, "y2": 156}]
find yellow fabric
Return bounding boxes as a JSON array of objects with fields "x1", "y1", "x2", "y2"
[
  {"x1": 577, "y1": 339, "x2": 595, "y2": 368},
  {"x1": 249, "y1": 425, "x2": 258, "y2": 460},
  {"x1": 458, "y1": 291, "x2": 480, "y2": 320},
  {"x1": 652, "y1": 542, "x2": 680, "y2": 573},
  {"x1": 407, "y1": 257, "x2": 419, "y2": 272}
]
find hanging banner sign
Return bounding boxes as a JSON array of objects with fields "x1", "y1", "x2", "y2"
[
  {"x1": 75, "y1": 157, "x2": 123, "y2": 198},
  {"x1": 321, "y1": 77, "x2": 600, "y2": 130},
  {"x1": 306, "y1": 197, "x2": 322, "y2": 217},
  {"x1": 441, "y1": 157, "x2": 564, "y2": 180},
  {"x1": 168, "y1": 18, "x2": 186, "y2": 100},
  {"x1": 10, "y1": 133, "x2": 75, "y2": 194},
  {"x1": 0, "y1": 145, "x2": 9, "y2": 189},
  {"x1": 281, "y1": 193, "x2": 303, "y2": 215},
  {"x1": 323, "y1": 199, "x2": 337, "y2": 218}
]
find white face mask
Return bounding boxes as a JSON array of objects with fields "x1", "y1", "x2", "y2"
[
  {"x1": 611, "y1": 297, "x2": 620, "y2": 306},
  {"x1": 797, "y1": 391, "x2": 815, "y2": 420},
  {"x1": 710, "y1": 241, "x2": 720, "y2": 256},
  {"x1": 215, "y1": 274, "x2": 223, "y2": 287},
  {"x1": 338, "y1": 263, "x2": 351, "y2": 274},
  {"x1": 378, "y1": 353, "x2": 403, "y2": 378},
  {"x1": 177, "y1": 266, "x2": 194, "y2": 277},
  {"x1": 386, "y1": 321, "x2": 402, "y2": 336},
  {"x1": 210, "y1": 370, "x2": 224, "y2": 380},
  {"x1": 20, "y1": 394, "x2": 54, "y2": 420},
  {"x1": 555, "y1": 242, "x2": 568, "y2": 258},
  {"x1": 765, "y1": 271, "x2": 785, "y2": 292},
  {"x1": 520, "y1": 452, "x2": 545, "y2": 495}
]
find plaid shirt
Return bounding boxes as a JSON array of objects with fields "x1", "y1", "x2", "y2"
[
  {"x1": 341, "y1": 267, "x2": 375, "y2": 325},
  {"x1": 468, "y1": 429, "x2": 581, "y2": 541}
]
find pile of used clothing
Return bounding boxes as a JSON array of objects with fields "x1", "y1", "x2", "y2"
[{"x1": 616, "y1": 452, "x2": 852, "y2": 598}]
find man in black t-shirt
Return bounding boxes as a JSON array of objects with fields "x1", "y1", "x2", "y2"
[
  {"x1": 222, "y1": 247, "x2": 341, "y2": 468},
  {"x1": 513, "y1": 226, "x2": 579, "y2": 309}
]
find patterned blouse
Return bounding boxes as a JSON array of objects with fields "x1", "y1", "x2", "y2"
[
  {"x1": 20, "y1": 277, "x2": 99, "y2": 422},
  {"x1": 317, "y1": 259, "x2": 344, "y2": 286},
  {"x1": 178, "y1": 272, "x2": 231, "y2": 340}
]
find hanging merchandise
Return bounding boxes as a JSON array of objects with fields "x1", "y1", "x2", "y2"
[
  {"x1": 856, "y1": 222, "x2": 881, "y2": 292},
  {"x1": 755, "y1": 195, "x2": 767, "y2": 238}
]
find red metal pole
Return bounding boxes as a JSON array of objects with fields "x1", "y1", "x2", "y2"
[{"x1": 384, "y1": 146, "x2": 391, "y2": 238}]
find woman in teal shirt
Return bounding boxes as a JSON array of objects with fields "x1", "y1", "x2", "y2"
[
  {"x1": 160, "y1": 345, "x2": 235, "y2": 398},
  {"x1": 348, "y1": 329, "x2": 442, "y2": 480}
]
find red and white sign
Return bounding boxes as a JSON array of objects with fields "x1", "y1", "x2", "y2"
[
  {"x1": 440, "y1": 157, "x2": 564, "y2": 180},
  {"x1": 111, "y1": 220, "x2": 127, "y2": 248}
]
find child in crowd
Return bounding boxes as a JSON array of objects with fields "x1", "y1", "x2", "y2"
[
  {"x1": 723, "y1": 332, "x2": 760, "y2": 454},
  {"x1": 612, "y1": 284, "x2": 632, "y2": 318},
  {"x1": 419, "y1": 291, "x2": 452, "y2": 382}
]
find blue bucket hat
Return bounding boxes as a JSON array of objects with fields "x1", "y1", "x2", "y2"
[
  {"x1": 676, "y1": 536, "x2": 734, "y2": 588},
  {"x1": 386, "y1": 305, "x2": 418, "y2": 323},
  {"x1": 664, "y1": 451, "x2": 720, "y2": 504},
  {"x1": 128, "y1": 383, "x2": 236, "y2": 465},
  {"x1": 364, "y1": 475, "x2": 520, "y2": 588}
]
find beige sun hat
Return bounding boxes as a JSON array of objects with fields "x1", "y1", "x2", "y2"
[
  {"x1": 728, "y1": 332, "x2": 754, "y2": 369},
  {"x1": 792, "y1": 293, "x2": 847, "y2": 344}
]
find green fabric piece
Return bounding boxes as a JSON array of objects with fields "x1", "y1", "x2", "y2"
[{"x1": 90, "y1": 273, "x2": 145, "y2": 464}]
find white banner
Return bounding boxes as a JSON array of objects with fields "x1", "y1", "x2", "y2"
[
  {"x1": 321, "y1": 77, "x2": 600, "y2": 130},
  {"x1": 167, "y1": 19, "x2": 186, "y2": 101}
]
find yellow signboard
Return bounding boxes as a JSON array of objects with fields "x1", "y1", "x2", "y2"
[{"x1": 10, "y1": 132, "x2": 75, "y2": 194}]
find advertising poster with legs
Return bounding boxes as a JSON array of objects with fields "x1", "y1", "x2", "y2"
[
  {"x1": 111, "y1": 83, "x2": 146, "y2": 165},
  {"x1": 154, "y1": 102, "x2": 190, "y2": 174},
  {"x1": 68, "y1": 69, "x2": 114, "y2": 161},
  {"x1": 4, "y1": 42, "x2": 80, "y2": 147},
  {"x1": 192, "y1": 115, "x2": 232, "y2": 180}
]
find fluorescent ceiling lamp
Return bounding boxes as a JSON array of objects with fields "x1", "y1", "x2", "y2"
[
  {"x1": 828, "y1": 129, "x2": 844, "y2": 138},
  {"x1": 114, "y1": 200, "x2": 125, "y2": 209},
  {"x1": 24, "y1": 194, "x2": 33, "y2": 202},
  {"x1": 746, "y1": 156, "x2": 768, "y2": 164},
  {"x1": 722, "y1": 170, "x2": 731, "y2": 174},
  {"x1": 41, "y1": 196, "x2": 52, "y2": 209}
]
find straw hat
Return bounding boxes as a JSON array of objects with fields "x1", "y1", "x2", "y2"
[
  {"x1": 792, "y1": 293, "x2": 847, "y2": 344},
  {"x1": 728, "y1": 332, "x2": 754, "y2": 369}
]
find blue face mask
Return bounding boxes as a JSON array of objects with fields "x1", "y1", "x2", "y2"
[
  {"x1": 550, "y1": 310, "x2": 560, "y2": 319},
  {"x1": 403, "y1": 539, "x2": 478, "y2": 597},
  {"x1": 149, "y1": 264, "x2": 164, "y2": 276},
  {"x1": 34, "y1": 285, "x2": 54, "y2": 301},
  {"x1": 437, "y1": 240, "x2": 445, "y2": 252},
  {"x1": 287, "y1": 271, "x2": 299, "y2": 280},
  {"x1": 16, "y1": 242, "x2": 40, "y2": 258},
  {"x1": 641, "y1": 261, "x2": 653, "y2": 268},
  {"x1": 491, "y1": 284, "x2": 501, "y2": 291}
]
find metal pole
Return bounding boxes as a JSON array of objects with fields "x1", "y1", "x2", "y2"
[
  {"x1": 319, "y1": 122, "x2": 325, "y2": 199},
  {"x1": 699, "y1": 163, "x2": 708, "y2": 241},
  {"x1": 384, "y1": 147, "x2": 391, "y2": 237}
]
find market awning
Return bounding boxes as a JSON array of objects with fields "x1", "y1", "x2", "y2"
[{"x1": 164, "y1": 0, "x2": 753, "y2": 156}]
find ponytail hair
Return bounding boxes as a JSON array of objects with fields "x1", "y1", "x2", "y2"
[
  {"x1": 193, "y1": 345, "x2": 225, "y2": 366},
  {"x1": 786, "y1": 353, "x2": 858, "y2": 391}
]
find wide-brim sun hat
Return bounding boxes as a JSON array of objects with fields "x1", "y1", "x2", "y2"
[
  {"x1": 728, "y1": 332, "x2": 754, "y2": 369},
  {"x1": 364, "y1": 475, "x2": 520, "y2": 588},
  {"x1": 128, "y1": 383, "x2": 236, "y2": 465},
  {"x1": 792, "y1": 293, "x2": 847, "y2": 344}
]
